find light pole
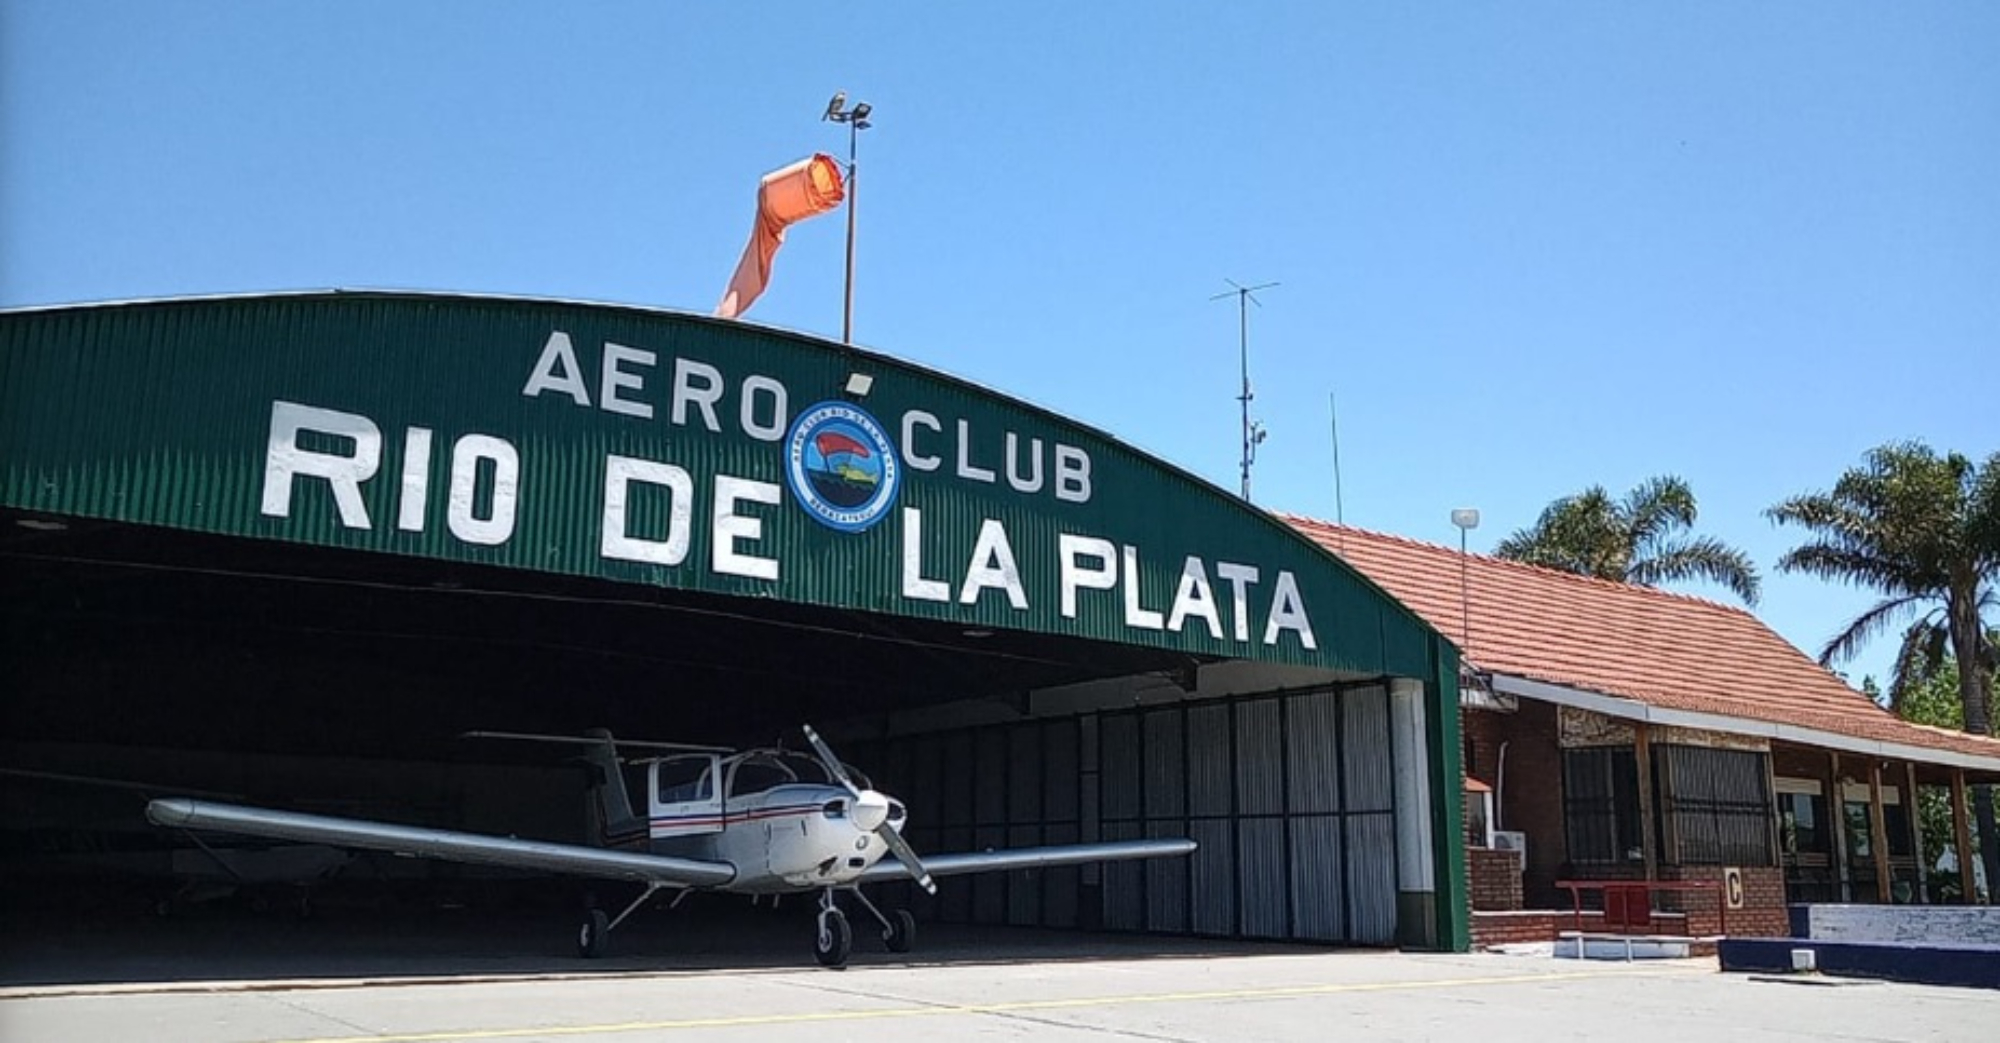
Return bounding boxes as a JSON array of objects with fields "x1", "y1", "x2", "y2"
[
  {"x1": 1450, "y1": 508, "x2": 1480, "y2": 657},
  {"x1": 823, "y1": 92, "x2": 872, "y2": 345}
]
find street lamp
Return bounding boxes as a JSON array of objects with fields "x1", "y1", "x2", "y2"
[
  {"x1": 1450, "y1": 508, "x2": 1480, "y2": 658},
  {"x1": 823, "y1": 92, "x2": 872, "y2": 344}
]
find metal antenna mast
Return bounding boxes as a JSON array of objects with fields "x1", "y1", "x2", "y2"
[
  {"x1": 1210, "y1": 279, "x2": 1278, "y2": 500},
  {"x1": 1329, "y1": 390, "x2": 1346, "y2": 548}
]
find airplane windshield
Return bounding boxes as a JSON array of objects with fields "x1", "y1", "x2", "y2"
[{"x1": 727, "y1": 752, "x2": 870, "y2": 796}]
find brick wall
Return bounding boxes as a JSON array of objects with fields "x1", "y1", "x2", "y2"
[
  {"x1": 1661, "y1": 865, "x2": 1789, "y2": 937},
  {"x1": 1471, "y1": 911, "x2": 1563, "y2": 947},
  {"x1": 1469, "y1": 846, "x2": 1524, "y2": 911},
  {"x1": 1470, "y1": 910, "x2": 1689, "y2": 947},
  {"x1": 1462, "y1": 701, "x2": 1571, "y2": 906},
  {"x1": 1462, "y1": 706, "x2": 1508, "y2": 791}
]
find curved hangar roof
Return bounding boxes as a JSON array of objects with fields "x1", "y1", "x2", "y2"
[{"x1": 0, "y1": 292, "x2": 1446, "y2": 681}]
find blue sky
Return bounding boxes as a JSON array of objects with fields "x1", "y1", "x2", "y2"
[{"x1": 5, "y1": 2, "x2": 1995, "y2": 688}]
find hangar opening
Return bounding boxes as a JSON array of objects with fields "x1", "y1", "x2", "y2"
[{"x1": 0, "y1": 293, "x2": 1467, "y2": 960}]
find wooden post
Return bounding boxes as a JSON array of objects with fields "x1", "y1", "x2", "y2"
[
  {"x1": 1826, "y1": 751, "x2": 1849, "y2": 902},
  {"x1": 1868, "y1": 761, "x2": 1892, "y2": 903},
  {"x1": 1951, "y1": 769, "x2": 1975, "y2": 904},
  {"x1": 1634, "y1": 723, "x2": 1657, "y2": 880},
  {"x1": 1765, "y1": 750, "x2": 1784, "y2": 869},
  {"x1": 1905, "y1": 762, "x2": 1927, "y2": 904}
]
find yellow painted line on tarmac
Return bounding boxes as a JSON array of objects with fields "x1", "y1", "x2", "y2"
[{"x1": 261, "y1": 966, "x2": 1704, "y2": 1043}]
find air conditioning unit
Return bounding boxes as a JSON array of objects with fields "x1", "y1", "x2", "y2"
[{"x1": 1491, "y1": 830, "x2": 1527, "y2": 868}]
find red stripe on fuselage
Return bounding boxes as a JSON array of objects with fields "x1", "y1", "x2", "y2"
[{"x1": 648, "y1": 803, "x2": 823, "y2": 830}]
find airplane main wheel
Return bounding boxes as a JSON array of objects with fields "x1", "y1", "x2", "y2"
[
  {"x1": 814, "y1": 907, "x2": 852, "y2": 968},
  {"x1": 578, "y1": 908, "x2": 610, "y2": 959},
  {"x1": 884, "y1": 909, "x2": 916, "y2": 953}
]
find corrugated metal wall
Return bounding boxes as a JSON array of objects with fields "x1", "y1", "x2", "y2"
[
  {"x1": 0, "y1": 294, "x2": 1446, "y2": 681},
  {"x1": 860, "y1": 681, "x2": 1400, "y2": 946}
]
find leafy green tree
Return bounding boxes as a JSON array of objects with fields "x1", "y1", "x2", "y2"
[
  {"x1": 1894, "y1": 665, "x2": 1967, "y2": 732},
  {"x1": 1494, "y1": 476, "x2": 1761, "y2": 604},
  {"x1": 1867, "y1": 671, "x2": 1966, "y2": 897},
  {"x1": 1770, "y1": 442, "x2": 2000, "y2": 896}
]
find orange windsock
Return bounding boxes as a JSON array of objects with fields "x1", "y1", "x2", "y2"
[{"x1": 714, "y1": 154, "x2": 846, "y2": 319}]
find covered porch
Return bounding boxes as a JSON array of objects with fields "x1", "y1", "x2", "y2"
[
  {"x1": 1462, "y1": 690, "x2": 1998, "y2": 948},
  {"x1": 1770, "y1": 744, "x2": 1994, "y2": 907}
]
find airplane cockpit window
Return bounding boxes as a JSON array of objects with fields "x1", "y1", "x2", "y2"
[
  {"x1": 725, "y1": 752, "x2": 873, "y2": 796},
  {"x1": 653, "y1": 755, "x2": 714, "y2": 805},
  {"x1": 728, "y1": 756, "x2": 796, "y2": 796},
  {"x1": 783, "y1": 754, "x2": 830, "y2": 785}
]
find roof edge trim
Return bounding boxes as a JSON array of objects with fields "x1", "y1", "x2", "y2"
[{"x1": 1489, "y1": 674, "x2": 2000, "y2": 775}]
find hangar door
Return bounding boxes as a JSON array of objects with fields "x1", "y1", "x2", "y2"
[{"x1": 865, "y1": 682, "x2": 1399, "y2": 945}]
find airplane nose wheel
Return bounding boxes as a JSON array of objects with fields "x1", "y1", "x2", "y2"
[{"x1": 813, "y1": 892, "x2": 852, "y2": 968}]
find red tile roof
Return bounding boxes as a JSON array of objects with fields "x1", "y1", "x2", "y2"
[{"x1": 1284, "y1": 514, "x2": 2000, "y2": 767}]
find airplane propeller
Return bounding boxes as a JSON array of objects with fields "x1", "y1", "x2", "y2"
[{"x1": 801, "y1": 725, "x2": 936, "y2": 895}]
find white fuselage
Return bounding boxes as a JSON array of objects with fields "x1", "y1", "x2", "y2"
[{"x1": 627, "y1": 754, "x2": 902, "y2": 894}]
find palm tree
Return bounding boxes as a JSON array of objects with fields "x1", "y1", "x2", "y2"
[
  {"x1": 1494, "y1": 476, "x2": 1761, "y2": 604},
  {"x1": 1768, "y1": 441, "x2": 2000, "y2": 895}
]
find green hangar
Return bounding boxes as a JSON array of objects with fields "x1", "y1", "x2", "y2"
[{"x1": 0, "y1": 292, "x2": 1467, "y2": 952}]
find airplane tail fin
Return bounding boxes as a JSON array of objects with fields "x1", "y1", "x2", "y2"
[{"x1": 580, "y1": 728, "x2": 645, "y2": 847}]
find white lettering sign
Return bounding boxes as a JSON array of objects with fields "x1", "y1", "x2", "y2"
[
  {"x1": 601, "y1": 455, "x2": 693, "y2": 566},
  {"x1": 961, "y1": 519, "x2": 1029, "y2": 609},
  {"x1": 1263, "y1": 570, "x2": 1317, "y2": 649},
  {"x1": 521, "y1": 331, "x2": 590, "y2": 405},
  {"x1": 1166, "y1": 556, "x2": 1224, "y2": 639},
  {"x1": 712, "y1": 475, "x2": 781, "y2": 580},
  {"x1": 446, "y1": 434, "x2": 519, "y2": 545},
  {"x1": 1216, "y1": 562, "x2": 1260, "y2": 643},
  {"x1": 262, "y1": 400, "x2": 382, "y2": 530},
  {"x1": 397, "y1": 426, "x2": 433, "y2": 532},
  {"x1": 901, "y1": 507, "x2": 952, "y2": 602},
  {"x1": 1060, "y1": 534, "x2": 1118, "y2": 618},
  {"x1": 599, "y1": 342, "x2": 655, "y2": 420}
]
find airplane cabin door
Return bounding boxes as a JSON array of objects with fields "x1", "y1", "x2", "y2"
[{"x1": 648, "y1": 755, "x2": 724, "y2": 840}]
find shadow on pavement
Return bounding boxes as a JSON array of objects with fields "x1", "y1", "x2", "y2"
[{"x1": 1, "y1": 883, "x2": 1358, "y2": 990}]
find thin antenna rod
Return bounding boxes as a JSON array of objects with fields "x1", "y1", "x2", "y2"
[
  {"x1": 1211, "y1": 279, "x2": 1279, "y2": 500},
  {"x1": 1328, "y1": 390, "x2": 1346, "y2": 548}
]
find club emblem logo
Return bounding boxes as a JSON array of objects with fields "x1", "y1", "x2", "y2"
[{"x1": 785, "y1": 401, "x2": 900, "y2": 533}]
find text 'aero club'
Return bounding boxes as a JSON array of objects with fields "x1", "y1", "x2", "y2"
[
  {"x1": 258, "y1": 328, "x2": 1323, "y2": 653},
  {"x1": 148, "y1": 727, "x2": 1193, "y2": 967}
]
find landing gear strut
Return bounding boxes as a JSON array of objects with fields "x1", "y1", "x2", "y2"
[
  {"x1": 844, "y1": 887, "x2": 917, "y2": 954},
  {"x1": 577, "y1": 881, "x2": 683, "y2": 959},
  {"x1": 814, "y1": 890, "x2": 853, "y2": 968}
]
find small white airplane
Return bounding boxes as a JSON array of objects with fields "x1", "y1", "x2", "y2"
[{"x1": 145, "y1": 725, "x2": 1194, "y2": 968}]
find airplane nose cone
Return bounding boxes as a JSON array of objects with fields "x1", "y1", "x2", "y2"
[{"x1": 851, "y1": 789, "x2": 890, "y2": 832}]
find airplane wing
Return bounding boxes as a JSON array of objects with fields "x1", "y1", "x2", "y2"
[
  {"x1": 854, "y1": 838, "x2": 1195, "y2": 885},
  {"x1": 146, "y1": 799, "x2": 736, "y2": 888}
]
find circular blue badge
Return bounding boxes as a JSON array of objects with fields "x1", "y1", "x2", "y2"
[{"x1": 785, "y1": 401, "x2": 901, "y2": 533}]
